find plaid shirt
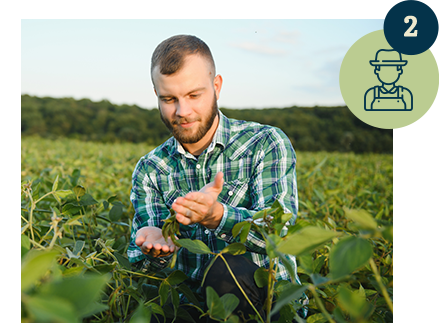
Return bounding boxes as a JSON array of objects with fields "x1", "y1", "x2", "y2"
[{"x1": 128, "y1": 111, "x2": 302, "y2": 290}]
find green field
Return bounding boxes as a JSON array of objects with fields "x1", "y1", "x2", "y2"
[{"x1": 21, "y1": 137, "x2": 393, "y2": 323}]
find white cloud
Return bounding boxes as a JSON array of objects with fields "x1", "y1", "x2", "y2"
[{"x1": 230, "y1": 41, "x2": 287, "y2": 56}]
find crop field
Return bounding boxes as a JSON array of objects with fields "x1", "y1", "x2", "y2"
[{"x1": 21, "y1": 136, "x2": 393, "y2": 323}]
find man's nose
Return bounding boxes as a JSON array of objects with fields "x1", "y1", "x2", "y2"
[{"x1": 175, "y1": 99, "x2": 192, "y2": 118}]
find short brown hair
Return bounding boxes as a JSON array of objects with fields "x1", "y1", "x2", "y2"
[{"x1": 151, "y1": 35, "x2": 215, "y2": 79}]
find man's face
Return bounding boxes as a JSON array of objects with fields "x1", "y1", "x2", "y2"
[
  {"x1": 152, "y1": 54, "x2": 222, "y2": 145},
  {"x1": 375, "y1": 66, "x2": 402, "y2": 85}
]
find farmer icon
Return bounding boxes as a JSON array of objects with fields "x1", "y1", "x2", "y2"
[{"x1": 364, "y1": 49, "x2": 413, "y2": 111}]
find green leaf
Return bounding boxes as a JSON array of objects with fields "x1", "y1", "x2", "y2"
[
  {"x1": 79, "y1": 193, "x2": 98, "y2": 206},
  {"x1": 70, "y1": 169, "x2": 81, "y2": 186},
  {"x1": 170, "y1": 287, "x2": 180, "y2": 318},
  {"x1": 178, "y1": 283, "x2": 202, "y2": 308},
  {"x1": 130, "y1": 303, "x2": 152, "y2": 323},
  {"x1": 21, "y1": 234, "x2": 30, "y2": 258},
  {"x1": 329, "y1": 236, "x2": 373, "y2": 279},
  {"x1": 178, "y1": 239, "x2": 212, "y2": 255},
  {"x1": 206, "y1": 286, "x2": 226, "y2": 320},
  {"x1": 52, "y1": 175, "x2": 59, "y2": 192},
  {"x1": 108, "y1": 195, "x2": 118, "y2": 204},
  {"x1": 159, "y1": 281, "x2": 170, "y2": 306},
  {"x1": 266, "y1": 234, "x2": 282, "y2": 259},
  {"x1": 252, "y1": 209, "x2": 267, "y2": 220},
  {"x1": 221, "y1": 243, "x2": 246, "y2": 255},
  {"x1": 169, "y1": 250, "x2": 178, "y2": 269},
  {"x1": 62, "y1": 202, "x2": 81, "y2": 216},
  {"x1": 231, "y1": 221, "x2": 250, "y2": 240},
  {"x1": 254, "y1": 267, "x2": 269, "y2": 288},
  {"x1": 109, "y1": 204, "x2": 123, "y2": 222},
  {"x1": 220, "y1": 293, "x2": 239, "y2": 319},
  {"x1": 72, "y1": 240, "x2": 85, "y2": 256},
  {"x1": 337, "y1": 286, "x2": 373, "y2": 321},
  {"x1": 287, "y1": 220, "x2": 312, "y2": 236},
  {"x1": 166, "y1": 270, "x2": 188, "y2": 286},
  {"x1": 240, "y1": 222, "x2": 252, "y2": 243},
  {"x1": 270, "y1": 283, "x2": 308, "y2": 317},
  {"x1": 54, "y1": 190, "x2": 73, "y2": 199},
  {"x1": 306, "y1": 313, "x2": 327, "y2": 323},
  {"x1": 147, "y1": 302, "x2": 165, "y2": 320},
  {"x1": 21, "y1": 250, "x2": 59, "y2": 292},
  {"x1": 73, "y1": 185, "x2": 86, "y2": 197},
  {"x1": 25, "y1": 295, "x2": 78, "y2": 322},
  {"x1": 310, "y1": 273, "x2": 330, "y2": 286},
  {"x1": 113, "y1": 251, "x2": 132, "y2": 270},
  {"x1": 343, "y1": 208, "x2": 377, "y2": 231},
  {"x1": 141, "y1": 284, "x2": 159, "y2": 301},
  {"x1": 277, "y1": 226, "x2": 340, "y2": 256},
  {"x1": 381, "y1": 225, "x2": 393, "y2": 242},
  {"x1": 39, "y1": 273, "x2": 110, "y2": 319},
  {"x1": 298, "y1": 255, "x2": 313, "y2": 275}
]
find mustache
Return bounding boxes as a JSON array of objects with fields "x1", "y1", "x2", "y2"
[{"x1": 171, "y1": 117, "x2": 199, "y2": 125}]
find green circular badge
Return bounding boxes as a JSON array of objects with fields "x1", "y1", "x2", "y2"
[{"x1": 339, "y1": 30, "x2": 439, "y2": 129}]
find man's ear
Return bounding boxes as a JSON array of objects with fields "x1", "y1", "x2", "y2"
[{"x1": 213, "y1": 74, "x2": 223, "y2": 100}]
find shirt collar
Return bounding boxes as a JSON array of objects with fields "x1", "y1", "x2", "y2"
[
  {"x1": 169, "y1": 110, "x2": 231, "y2": 159},
  {"x1": 380, "y1": 85, "x2": 397, "y2": 94}
]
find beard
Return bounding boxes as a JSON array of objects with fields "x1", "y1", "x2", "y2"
[{"x1": 159, "y1": 95, "x2": 219, "y2": 144}]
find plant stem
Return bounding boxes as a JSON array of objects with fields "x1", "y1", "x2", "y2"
[
  {"x1": 124, "y1": 270, "x2": 165, "y2": 282},
  {"x1": 27, "y1": 191, "x2": 35, "y2": 243},
  {"x1": 265, "y1": 257, "x2": 276, "y2": 323},
  {"x1": 309, "y1": 285, "x2": 335, "y2": 323},
  {"x1": 369, "y1": 258, "x2": 393, "y2": 313},
  {"x1": 218, "y1": 254, "x2": 264, "y2": 323}
]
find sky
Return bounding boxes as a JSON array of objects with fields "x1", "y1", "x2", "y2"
[
  {"x1": 21, "y1": 0, "x2": 380, "y2": 15},
  {"x1": 21, "y1": 19, "x2": 383, "y2": 109}
]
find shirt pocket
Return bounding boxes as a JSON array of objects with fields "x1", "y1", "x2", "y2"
[{"x1": 219, "y1": 178, "x2": 251, "y2": 208}]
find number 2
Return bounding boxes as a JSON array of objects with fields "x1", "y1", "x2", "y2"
[{"x1": 404, "y1": 15, "x2": 418, "y2": 37}]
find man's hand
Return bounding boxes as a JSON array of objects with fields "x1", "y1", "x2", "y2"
[
  {"x1": 172, "y1": 172, "x2": 224, "y2": 229},
  {"x1": 135, "y1": 226, "x2": 176, "y2": 258}
]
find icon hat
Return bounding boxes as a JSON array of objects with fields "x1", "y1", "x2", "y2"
[{"x1": 370, "y1": 49, "x2": 408, "y2": 66}]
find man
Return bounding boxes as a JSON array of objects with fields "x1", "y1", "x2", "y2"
[
  {"x1": 364, "y1": 49, "x2": 413, "y2": 111},
  {"x1": 127, "y1": 34, "x2": 305, "y2": 321}
]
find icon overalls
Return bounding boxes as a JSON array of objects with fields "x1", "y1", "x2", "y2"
[{"x1": 371, "y1": 86, "x2": 406, "y2": 110}]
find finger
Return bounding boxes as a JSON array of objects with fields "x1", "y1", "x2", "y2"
[
  {"x1": 213, "y1": 172, "x2": 224, "y2": 190},
  {"x1": 176, "y1": 212, "x2": 192, "y2": 225},
  {"x1": 172, "y1": 199, "x2": 203, "y2": 217},
  {"x1": 141, "y1": 241, "x2": 154, "y2": 253},
  {"x1": 135, "y1": 232, "x2": 147, "y2": 246}
]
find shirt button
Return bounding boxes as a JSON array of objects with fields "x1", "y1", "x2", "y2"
[
  {"x1": 204, "y1": 229, "x2": 209, "y2": 235},
  {"x1": 228, "y1": 191, "x2": 233, "y2": 196},
  {"x1": 220, "y1": 233, "x2": 226, "y2": 239},
  {"x1": 196, "y1": 164, "x2": 201, "y2": 169}
]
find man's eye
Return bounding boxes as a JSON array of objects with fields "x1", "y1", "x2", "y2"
[
  {"x1": 190, "y1": 94, "x2": 200, "y2": 99},
  {"x1": 162, "y1": 98, "x2": 174, "y2": 103}
]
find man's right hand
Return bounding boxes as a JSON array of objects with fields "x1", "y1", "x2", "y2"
[{"x1": 135, "y1": 226, "x2": 176, "y2": 258}]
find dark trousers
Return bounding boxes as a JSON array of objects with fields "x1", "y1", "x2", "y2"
[
  {"x1": 150, "y1": 254, "x2": 278, "y2": 322},
  {"x1": 202, "y1": 254, "x2": 269, "y2": 322}
]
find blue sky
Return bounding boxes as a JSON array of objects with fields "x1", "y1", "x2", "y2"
[
  {"x1": 21, "y1": 0, "x2": 380, "y2": 15},
  {"x1": 21, "y1": 19, "x2": 383, "y2": 109}
]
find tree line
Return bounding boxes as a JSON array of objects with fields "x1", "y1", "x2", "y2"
[{"x1": 21, "y1": 94, "x2": 392, "y2": 154}]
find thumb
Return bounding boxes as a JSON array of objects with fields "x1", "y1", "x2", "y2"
[
  {"x1": 135, "y1": 229, "x2": 147, "y2": 247},
  {"x1": 213, "y1": 172, "x2": 224, "y2": 190}
]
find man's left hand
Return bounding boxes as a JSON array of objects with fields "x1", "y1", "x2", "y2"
[{"x1": 172, "y1": 172, "x2": 224, "y2": 229}]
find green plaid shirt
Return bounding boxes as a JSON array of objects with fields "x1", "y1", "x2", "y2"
[{"x1": 128, "y1": 111, "x2": 302, "y2": 289}]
